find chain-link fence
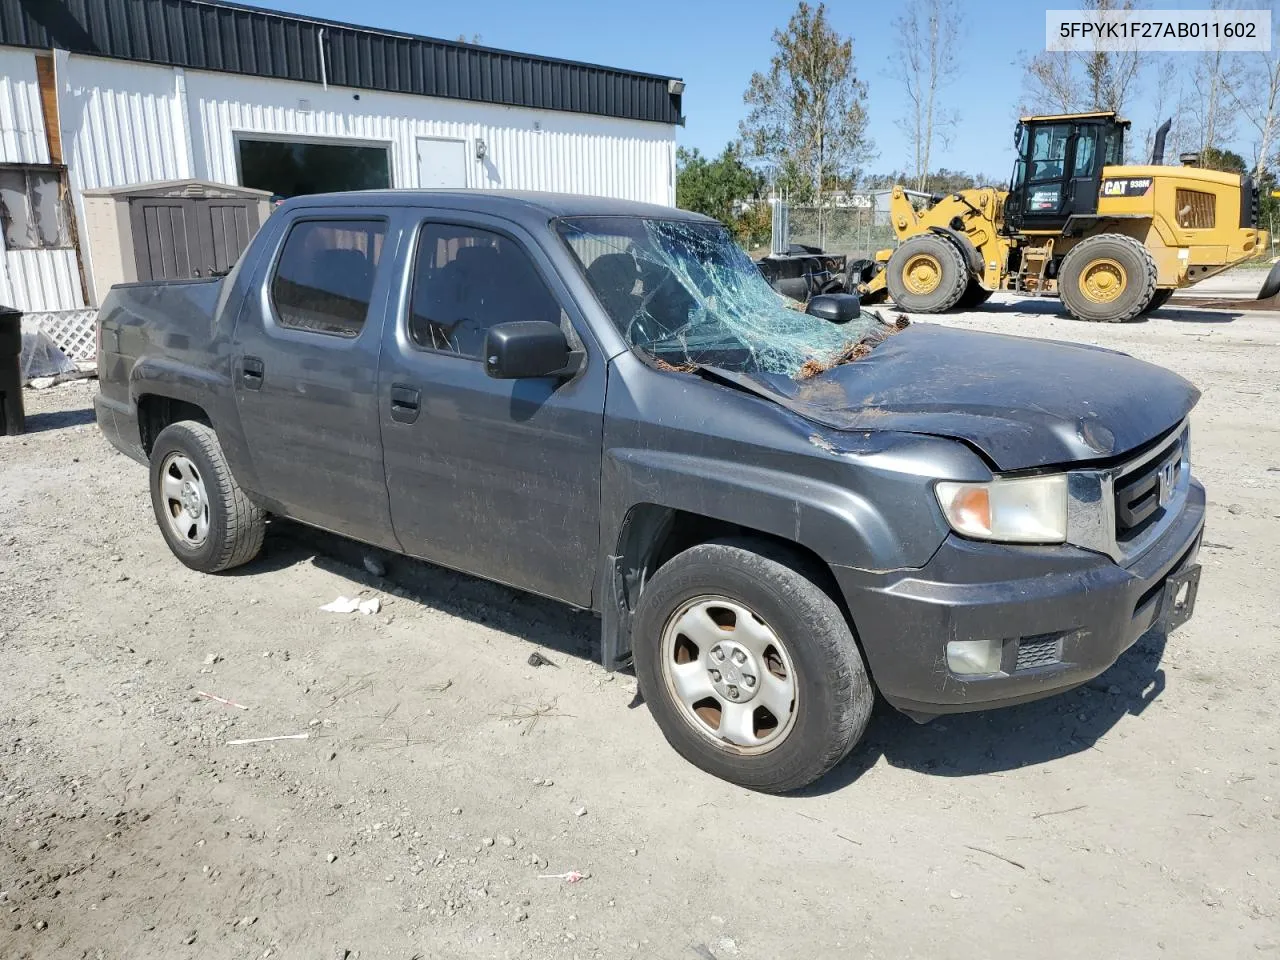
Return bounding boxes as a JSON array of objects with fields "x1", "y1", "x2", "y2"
[{"x1": 787, "y1": 207, "x2": 897, "y2": 257}]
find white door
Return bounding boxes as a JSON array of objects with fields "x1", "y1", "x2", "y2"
[{"x1": 416, "y1": 138, "x2": 468, "y2": 189}]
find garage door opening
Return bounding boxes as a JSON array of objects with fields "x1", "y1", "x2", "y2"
[{"x1": 238, "y1": 139, "x2": 391, "y2": 200}]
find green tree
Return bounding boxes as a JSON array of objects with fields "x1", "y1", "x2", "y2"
[
  {"x1": 739, "y1": 2, "x2": 871, "y2": 246},
  {"x1": 1199, "y1": 146, "x2": 1248, "y2": 174},
  {"x1": 675, "y1": 146, "x2": 772, "y2": 250},
  {"x1": 675, "y1": 146, "x2": 763, "y2": 223}
]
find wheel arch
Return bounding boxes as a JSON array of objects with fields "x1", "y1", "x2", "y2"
[
  {"x1": 136, "y1": 393, "x2": 212, "y2": 456},
  {"x1": 600, "y1": 502, "x2": 860, "y2": 672},
  {"x1": 926, "y1": 225, "x2": 984, "y2": 276}
]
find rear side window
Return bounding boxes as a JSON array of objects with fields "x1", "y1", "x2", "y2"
[
  {"x1": 271, "y1": 219, "x2": 387, "y2": 337},
  {"x1": 407, "y1": 223, "x2": 562, "y2": 358}
]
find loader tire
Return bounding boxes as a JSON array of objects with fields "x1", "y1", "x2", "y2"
[
  {"x1": 885, "y1": 234, "x2": 970, "y2": 313},
  {"x1": 956, "y1": 278, "x2": 994, "y2": 309},
  {"x1": 1059, "y1": 234, "x2": 1157, "y2": 323},
  {"x1": 1140, "y1": 288, "x2": 1174, "y2": 315}
]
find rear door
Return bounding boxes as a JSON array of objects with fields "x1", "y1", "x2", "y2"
[
  {"x1": 377, "y1": 210, "x2": 605, "y2": 606},
  {"x1": 232, "y1": 210, "x2": 400, "y2": 548}
]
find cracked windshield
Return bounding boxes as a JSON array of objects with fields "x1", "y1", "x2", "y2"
[{"x1": 557, "y1": 216, "x2": 879, "y2": 378}]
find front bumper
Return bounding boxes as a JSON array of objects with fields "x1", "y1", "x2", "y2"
[{"x1": 834, "y1": 479, "x2": 1205, "y2": 716}]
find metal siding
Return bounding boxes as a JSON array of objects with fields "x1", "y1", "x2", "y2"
[
  {"x1": 0, "y1": 47, "x2": 48, "y2": 164},
  {"x1": 184, "y1": 70, "x2": 674, "y2": 205},
  {"x1": 60, "y1": 55, "x2": 189, "y2": 189},
  {"x1": 0, "y1": 0, "x2": 682, "y2": 124},
  {"x1": 3, "y1": 249, "x2": 85, "y2": 312}
]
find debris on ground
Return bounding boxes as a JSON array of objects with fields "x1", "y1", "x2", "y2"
[
  {"x1": 527, "y1": 651, "x2": 557, "y2": 668},
  {"x1": 362, "y1": 555, "x2": 387, "y2": 577},
  {"x1": 202, "y1": 653, "x2": 223, "y2": 666},
  {"x1": 538, "y1": 870, "x2": 589, "y2": 883},
  {"x1": 196, "y1": 690, "x2": 249, "y2": 710},
  {"x1": 320, "y1": 596, "x2": 382, "y2": 615},
  {"x1": 225, "y1": 733, "x2": 310, "y2": 746}
]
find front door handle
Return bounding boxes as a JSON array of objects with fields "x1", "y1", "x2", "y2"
[
  {"x1": 390, "y1": 384, "x2": 421, "y2": 424},
  {"x1": 241, "y1": 356, "x2": 265, "y2": 390}
]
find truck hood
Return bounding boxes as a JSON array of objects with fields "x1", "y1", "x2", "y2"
[{"x1": 752, "y1": 323, "x2": 1199, "y2": 470}]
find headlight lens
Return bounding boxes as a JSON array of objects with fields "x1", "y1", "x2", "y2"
[{"x1": 935, "y1": 474, "x2": 1068, "y2": 543}]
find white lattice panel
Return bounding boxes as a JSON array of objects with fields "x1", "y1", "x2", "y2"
[{"x1": 30, "y1": 310, "x2": 99, "y2": 363}]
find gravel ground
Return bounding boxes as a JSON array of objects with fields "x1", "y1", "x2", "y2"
[{"x1": 2, "y1": 293, "x2": 1278, "y2": 960}]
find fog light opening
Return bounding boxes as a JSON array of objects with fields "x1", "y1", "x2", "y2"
[{"x1": 946, "y1": 638, "x2": 1003, "y2": 676}]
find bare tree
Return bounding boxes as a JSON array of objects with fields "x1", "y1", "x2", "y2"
[
  {"x1": 1190, "y1": 0, "x2": 1240, "y2": 152},
  {"x1": 1021, "y1": 49, "x2": 1084, "y2": 115},
  {"x1": 1020, "y1": 0, "x2": 1144, "y2": 117},
  {"x1": 1223, "y1": 19, "x2": 1280, "y2": 177},
  {"x1": 891, "y1": 0, "x2": 965, "y2": 191},
  {"x1": 740, "y1": 2, "x2": 871, "y2": 245}
]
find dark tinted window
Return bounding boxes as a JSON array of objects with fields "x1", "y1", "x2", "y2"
[
  {"x1": 271, "y1": 220, "x2": 386, "y2": 337},
  {"x1": 1028, "y1": 124, "x2": 1070, "y2": 182},
  {"x1": 408, "y1": 223, "x2": 561, "y2": 358},
  {"x1": 1072, "y1": 127, "x2": 1099, "y2": 178}
]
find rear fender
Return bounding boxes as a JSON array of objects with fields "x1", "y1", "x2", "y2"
[{"x1": 129, "y1": 358, "x2": 260, "y2": 492}]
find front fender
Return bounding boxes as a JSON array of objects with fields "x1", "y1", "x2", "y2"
[{"x1": 602, "y1": 447, "x2": 905, "y2": 572}]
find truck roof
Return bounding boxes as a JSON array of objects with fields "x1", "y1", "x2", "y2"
[{"x1": 279, "y1": 189, "x2": 716, "y2": 224}]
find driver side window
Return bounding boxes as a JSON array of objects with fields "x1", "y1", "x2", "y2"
[{"x1": 407, "y1": 223, "x2": 563, "y2": 359}]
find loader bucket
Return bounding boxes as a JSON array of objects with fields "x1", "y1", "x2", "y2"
[{"x1": 1258, "y1": 260, "x2": 1280, "y2": 302}]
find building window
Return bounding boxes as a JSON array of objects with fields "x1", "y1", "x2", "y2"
[
  {"x1": 0, "y1": 165, "x2": 73, "y2": 250},
  {"x1": 238, "y1": 139, "x2": 392, "y2": 199},
  {"x1": 270, "y1": 219, "x2": 387, "y2": 338}
]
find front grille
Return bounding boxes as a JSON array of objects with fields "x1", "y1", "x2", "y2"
[
  {"x1": 1176, "y1": 189, "x2": 1216, "y2": 229},
  {"x1": 1015, "y1": 633, "x2": 1062, "y2": 671},
  {"x1": 1114, "y1": 432, "x2": 1184, "y2": 543}
]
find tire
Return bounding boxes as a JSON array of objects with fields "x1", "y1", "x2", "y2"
[
  {"x1": 1141, "y1": 288, "x2": 1175, "y2": 315},
  {"x1": 956, "y1": 277, "x2": 994, "y2": 309},
  {"x1": 885, "y1": 233, "x2": 971, "y2": 313},
  {"x1": 1058, "y1": 234, "x2": 1157, "y2": 322},
  {"x1": 632, "y1": 537, "x2": 874, "y2": 793},
  {"x1": 149, "y1": 420, "x2": 265, "y2": 573}
]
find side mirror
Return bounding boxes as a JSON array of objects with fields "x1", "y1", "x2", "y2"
[
  {"x1": 483, "y1": 321, "x2": 581, "y2": 379},
  {"x1": 806, "y1": 293, "x2": 861, "y2": 324}
]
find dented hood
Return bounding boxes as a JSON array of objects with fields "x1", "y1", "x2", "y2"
[{"x1": 755, "y1": 323, "x2": 1199, "y2": 471}]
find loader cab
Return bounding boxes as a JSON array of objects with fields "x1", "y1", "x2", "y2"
[{"x1": 1004, "y1": 112, "x2": 1128, "y2": 234}]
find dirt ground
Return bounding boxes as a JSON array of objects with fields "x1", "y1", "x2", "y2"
[{"x1": 2, "y1": 292, "x2": 1278, "y2": 960}]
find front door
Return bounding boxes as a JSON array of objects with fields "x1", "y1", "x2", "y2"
[
  {"x1": 377, "y1": 211, "x2": 605, "y2": 606},
  {"x1": 232, "y1": 212, "x2": 400, "y2": 548}
]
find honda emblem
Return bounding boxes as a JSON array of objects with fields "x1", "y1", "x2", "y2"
[{"x1": 1157, "y1": 459, "x2": 1178, "y2": 507}]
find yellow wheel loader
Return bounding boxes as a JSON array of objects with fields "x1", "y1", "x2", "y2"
[{"x1": 856, "y1": 112, "x2": 1270, "y2": 322}]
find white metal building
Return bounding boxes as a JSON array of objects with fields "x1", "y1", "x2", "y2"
[{"x1": 0, "y1": 0, "x2": 684, "y2": 359}]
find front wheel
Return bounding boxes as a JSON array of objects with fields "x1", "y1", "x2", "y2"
[
  {"x1": 632, "y1": 538, "x2": 874, "y2": 793},
  {"x1": 149, "y1": 420, "x2": 265, "y2": 573},
  {"x1": 885, "y1": 233, "x2": 971, "y2": 313}
]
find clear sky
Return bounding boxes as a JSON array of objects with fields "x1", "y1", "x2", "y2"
[{"x1": 248, "y1": 0, "x2": 1273, "y2": 182}]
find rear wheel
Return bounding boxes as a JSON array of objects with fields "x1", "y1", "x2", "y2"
[
  {"x1": 632, "y1": 538, "x2": 874, "y2": 793},
  {"x1": 885, "y1": 234, "x2": 970, "y2": 313},
  {"x1": 1058, "y1": 234, "x2": 1157, "y2": 322},
  {"x1": 149, "y1": 420, "x2": 265, "y2": 573},
  {"x1": 956, "y1": 277, "x2": 994, "y2": 309}
]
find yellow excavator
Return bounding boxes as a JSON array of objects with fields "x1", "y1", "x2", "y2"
[{"x1": 855, "y1": 112, "x2": 1270, "y2": 322}]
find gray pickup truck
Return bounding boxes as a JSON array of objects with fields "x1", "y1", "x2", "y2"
[{"x1": 95, "y1": 190, "x2": 1204, "y2": 792}]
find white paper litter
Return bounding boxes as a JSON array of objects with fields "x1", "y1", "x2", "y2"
[{"x1": 320, "y1": 595, "x2": 382, "y2": 615}]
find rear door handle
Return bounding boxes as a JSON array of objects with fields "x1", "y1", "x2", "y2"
[
  {"x1": 241, "y1": 356, "x2": 265, "y2": 390},
  {"x1": 390, "y1": 384, "x2": 421, "y2": 424}
]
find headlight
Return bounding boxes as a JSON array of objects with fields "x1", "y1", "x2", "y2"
[{"x1": 935, "y1": 474, "x2": 1068, "y2": 543}]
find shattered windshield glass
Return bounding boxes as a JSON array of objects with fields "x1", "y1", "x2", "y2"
[{"x1": 556, "y1": 216, "x2": 882, "y2": 378}]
